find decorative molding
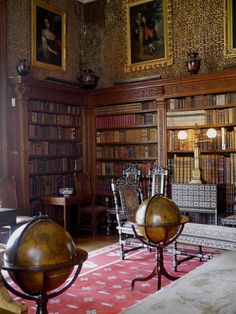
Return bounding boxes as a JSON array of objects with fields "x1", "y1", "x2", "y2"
[{"x1": 77, "y1": 0, "x2": 98, "y2": 3}]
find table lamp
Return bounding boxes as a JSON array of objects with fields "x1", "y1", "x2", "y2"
[{"x1": 177, "y1": 125, "x2": 217, "y2": 184}]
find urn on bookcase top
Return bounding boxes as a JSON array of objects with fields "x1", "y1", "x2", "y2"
[
  {"x1": 186, "y1": 52, "x2": 201, "y2": 74},
  {"x1": 76, "y1": 68, "x2": 99, "y2": 89},
  {"x1": 16, "y1": 59, "x2": 30, "y2": 76}
]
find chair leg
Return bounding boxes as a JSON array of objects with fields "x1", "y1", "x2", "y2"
[
  {"x1": 107, "y1": 213, "x2": 110, "y2": 236},
  {"x1": 121, "y1": 243, "x2": 125, "y2": 260},
  {"x1": 92, "y1": 209, "x2": 97, "y2": 236}
]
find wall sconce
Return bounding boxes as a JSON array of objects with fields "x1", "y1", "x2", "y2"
[{"x1": 177, "y1": 125, "x2": 217, "y2": 184}]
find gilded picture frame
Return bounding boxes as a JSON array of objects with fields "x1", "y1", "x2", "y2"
[
  {"x1": 31, "y1": 0, "x2": 66, "y2": 71},
  {"x1": 125, "y1": 0, "x2": 173, "y2": 72},
  {"x1": 224, "y1": 0, "x2": 236, "y2": 57}
]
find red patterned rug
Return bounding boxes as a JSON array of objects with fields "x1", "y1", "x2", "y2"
[{"x1": 11, "y1": 243, "x2": 214, "y2": 313}]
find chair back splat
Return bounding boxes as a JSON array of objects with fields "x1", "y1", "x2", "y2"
[
  {"x1": 106, "y1": 165, "x2": 141, "y2": 235},
  {"x1": 111, "y1": 176, "x2": 144, "y2": 259},
  {"x1": 148, "y1": 165, "x2": 168, "y2": 197},
  {"x1": 0, "y1": 176, "x2": 33, "y2": 242},
  {"x1": 122, "y1": 165, "x2": 141, "y2": 180},
  {"x1": 74, "y1": 173, "x2": 107, "y2": 235}
]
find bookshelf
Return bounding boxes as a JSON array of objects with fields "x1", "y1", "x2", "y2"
[
  {"x1": 28, "y1": 99, "x2": 82, "y2": 201},
  {"x1": 88, "y1": 81, "x2": 166, "y2": 208},
  {"x1": 8, "y1": 69, "x2": 236, "y2": 224},
  {"x1": 166, "y1": 90, "x2": 236, "y2": 223},
  {"x1": 89, "y1": 70, "x2": 236, "y2": 222},
  {"x1": 95, "y1": 100, "x2": 161, "y2": 203},
  {"x1": 8, "y1": 76, "x2": 87, "y2": 217}
]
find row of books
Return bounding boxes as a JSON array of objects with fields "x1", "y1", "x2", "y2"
[
  {"x1": 29, "y1": 125, "x2": 81, "y2": 140},
  {"x1": 96, "y1": 158, "x2": 158, "y2": 176},
  {"x1": 29, "y1": 99, "x2": 81, "y2": 115},
  {"x1": 29, "y1": 158, "x2": 82, "y2": 174},
  {"x1": 28, "y1": 141, "x2": 82, "y2": 156},
  {"x1": 167, "y1": 107, "x2": 236, "y2": 127},
  {"x1": 96, "y1": 128, "x2": 157, "y2": 143},
  {"x1": 96, "y1": 145, "x2": 158, "y2": 159},
  {"x1": 167, "y1": 92, "x2": 236, "y2": 110},
  {"x1": 168, "y1": 127, "x2": 236, "y2": 150},
  {"x1": 95, "y1": 100, "x2": 157, "y2": 115},
  {"x1": 167, "y1": 110, "x2": 206, "y2": 127},
  {"x1": 29, "y1": 112, "x2": 81, "y2": 127},
  {"x1": 97, "y1": 161, "x2": 157, "y2": 178},
  {"x1": 29, "y1": 174, "x2": 75, "y2": 198},
  {"x1": 96, "y1": 112, "x2": 157, "y2": 128},
  {"x1": 205, "y1": 107, "x2": 236, "y2": 124},
  {"x1": 168, "y1": 154, "x2": 236, "y2": 184},
  {"x1": 96, "y1": 177, "x2": 113, "y2": 196}
]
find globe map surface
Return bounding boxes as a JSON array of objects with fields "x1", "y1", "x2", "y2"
[
  {"x1": 135, "y1": 195, "x2": 187, "y2": 243},
  {"x1": 4, "y1": 217, "x2": 77, "y2": 294}
]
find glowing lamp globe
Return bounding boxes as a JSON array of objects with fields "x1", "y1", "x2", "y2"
[
  {"x1": 4, "y1": 216, "x2": 79, "y2": 294},
  {"x1": 135, "y1": 195, "x2": 185, "y2": 244}
]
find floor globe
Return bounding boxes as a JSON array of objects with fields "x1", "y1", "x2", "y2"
[
  {"x1": 3, "y1": 215, "x2": 84, "y2": 295},
  {"x1": 135, "y1": 195, "x2": 187, "y2": 244}
]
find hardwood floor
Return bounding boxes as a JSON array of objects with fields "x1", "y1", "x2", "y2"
[
  {"x1": 73, "y1": 232, "x2": 119, "y2": 252},
  {"x1": 0, "y1": 224, "x2": 119, "y2": 253}
]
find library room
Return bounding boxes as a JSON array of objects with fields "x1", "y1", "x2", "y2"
[{"x1": 0, "y1": 0, "x2": 236, "y2": 313}]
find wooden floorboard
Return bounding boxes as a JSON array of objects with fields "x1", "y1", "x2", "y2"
[{"x1": 73, "y1": 232, "x2": 119, "y2": 252}]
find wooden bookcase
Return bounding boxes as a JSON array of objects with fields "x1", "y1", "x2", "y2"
[
  {"x1": 167, "y1": 93, "x2": 236, "y2": 185},
  {"x1": 89, "y1": 82, "x2": 166, "y2": 206},
  {"x1": 90, "y1": 69, "x2": 236, "y2": 223},
  {"x1": 8, "y1": 69, "x2": 236, "y2": 224},
  {"x1": 95, "y1": 100, "x2": 160, "y2": 200},
  {"x1": 163, "y1": 72, "x2": 236, "y2": 222},
  {"x1": 7, "y1": 76, "x2": 88, "y2": 216}
]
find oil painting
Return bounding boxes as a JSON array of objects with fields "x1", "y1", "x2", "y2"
[
  {"x1": 125, "y1": 0, "x2": 172, "y2": 72},
  {"x1": 31, "y1": 0, "x2": 66, "y2": 71}
]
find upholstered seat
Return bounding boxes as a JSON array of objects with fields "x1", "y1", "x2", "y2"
[{"x1": 221, "y1": 215, "x2": 236, "y2": 226}]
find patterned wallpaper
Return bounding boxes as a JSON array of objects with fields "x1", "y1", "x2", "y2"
[
  {"x1": 6, "y1": 0, "x2": 83, "y2": 82},
  {"x1": 6, "y1": 0, "x2": 236, "y2": 88}
]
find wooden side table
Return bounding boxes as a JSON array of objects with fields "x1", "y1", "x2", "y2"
[
  {"x1": 40, "y1": 195, "x2": 88, "y2": 231},
  {"x1": 0, "y1": 208, "x2": 17, "y2": 227}
]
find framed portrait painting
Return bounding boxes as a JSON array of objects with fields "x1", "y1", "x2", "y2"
[
  {"x1": 31, "y1": 0, "x2": 66, "y2": 71},
  {"x1": 125, "y1": 0, "x2": 173, "y2": 72},
  {"x1": 224, "y1": 0, "x2": 236, "y2": 57}
]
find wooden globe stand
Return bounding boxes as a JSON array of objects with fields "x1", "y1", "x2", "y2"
[
  {"x1": 1, "y1": 248, "x2": 87, "y2": 314},
  {"x1": 131, "y1": 216, "x2": 189, "y2": 291}
]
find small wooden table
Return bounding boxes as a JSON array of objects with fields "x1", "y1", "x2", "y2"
[
  {"x1": 40, "y1": 195, "x2": 89, "y2": 230},
  {"x1": 0, "y1": 207, "x2": 17, "y2": 227}
]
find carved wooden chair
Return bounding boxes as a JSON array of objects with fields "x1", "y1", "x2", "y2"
[
  {"x1": 74, "y1": 173, "x2": 107, "y2": 235},
  {"x1": 0, "y1": 176, "x2": 33, "y2": 242},
  {"x1": 111, "y1": 175, "x2": 145, "y2": 259},
  {"x1": 107, "y1": 165, "x2": 141, "y2": 235},
  {"x1": 148, "y1": 165, "x2": 168, "y2": 197}
]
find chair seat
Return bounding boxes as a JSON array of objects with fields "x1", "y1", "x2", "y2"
[
  {"x1": 117, "y1": 220, "x2": 143, "y2": 236},
  {"x1": 79, "y1": 206, "x2": 106, "y2": 214},
  {"x1": 16, "y1": 216, "x2": 33, "y2": 224},
  {"x1": 222, "y1": 215, "x2": 236, "y2": 226}
]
